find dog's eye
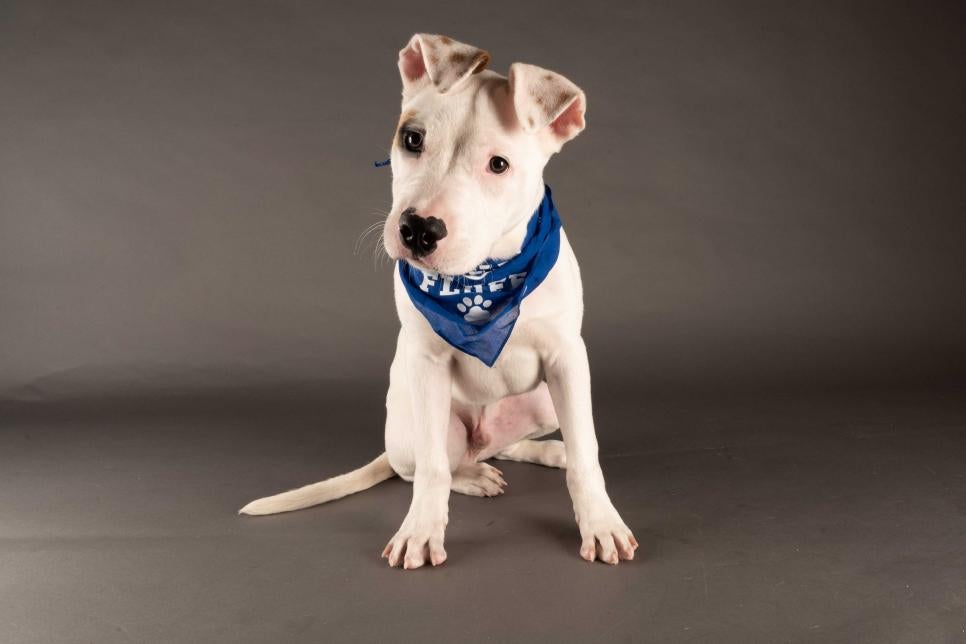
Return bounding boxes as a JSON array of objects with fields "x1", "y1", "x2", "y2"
[
  {"x1": 402, "y1": 130, "x2": 423, "y2": 153},
  {"x1": 488, "y1": 156, "x2": 509, "y2": 174}
]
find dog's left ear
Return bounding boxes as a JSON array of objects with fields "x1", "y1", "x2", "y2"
[
  {"x1": 509, "y1": 63, "x2": 586, "y2": 151},
  {"x1": 398, "y1": 34, "x2": 491, "y2": 96}
]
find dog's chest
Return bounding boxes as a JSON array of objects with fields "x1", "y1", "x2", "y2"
[{"x1": 450, "y1": 337, "x2": 543, "y2": 405}]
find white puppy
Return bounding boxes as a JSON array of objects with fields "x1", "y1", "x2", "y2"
[{"x1": 241, "y1": 34, "x2": 637, "y2": 569}]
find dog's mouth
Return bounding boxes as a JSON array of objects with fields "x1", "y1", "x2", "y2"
[
  {"x1": 387, "y1": 226, "x2": 486, "y2": 276},
  {"x1": 400, "y1": 253, "x2": 444, "y2": 275},
  {"x1": 400, "y1": 253, "x2": 483, "y2": 278}
]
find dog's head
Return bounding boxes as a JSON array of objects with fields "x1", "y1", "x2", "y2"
[{"x1": 382, "y1": 34, "x2": 586, "y2": 275}]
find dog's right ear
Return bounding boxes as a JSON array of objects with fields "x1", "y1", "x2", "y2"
[
  {"x1": 509, "y1": 63, "x2": 586, "y2": 152},
  {"x1": 398, "y1": 34, "x2": 491, "y2": 97}
]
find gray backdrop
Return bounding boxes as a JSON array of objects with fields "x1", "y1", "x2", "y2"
[
  {"x1": 2, "y1": 4, "x2": 966, "y2": 642},
  {"x1": 2, "y1": 0, "x2": 965, "y2": 400}
]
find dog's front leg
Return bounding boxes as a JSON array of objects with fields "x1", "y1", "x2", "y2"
[
  {"x1": 546, "y1": 336, "x2": 638, "y2": 564},
  {"x1": 383, "y1": 345, "x2": 453, "y2": 570}
]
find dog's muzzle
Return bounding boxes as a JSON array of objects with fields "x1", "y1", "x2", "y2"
[{"x1": 399, "y1": 208, "x2": 447, "y2": 257}]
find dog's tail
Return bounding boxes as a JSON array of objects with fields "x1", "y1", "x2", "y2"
[{"x1": 238, "y1": 453, "x2": 396, "y2": 516}]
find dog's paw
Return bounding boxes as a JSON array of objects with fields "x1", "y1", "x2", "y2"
[
  {"x1": 575, "y1": 506, "x2": 638, "y2": 565},
  {"x1": 456, "y1": 295, "x2": 492, "y2": 323},
  {"x1": 451, "y1": 462, "x2": 507, "y2": 497},
  {"x1": 382, "y1": 511, "x2": 448, "y2": 570}
]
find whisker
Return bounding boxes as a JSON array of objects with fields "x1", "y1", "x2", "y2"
[
  {"x1": 353, "y1": 203, "x2": 394, "y2": 272},
  {"x1": 372, "y1": 231, "x2": 392, "y2": 271},
  {"x1": 354, "y1": 217, "x2": 387, "y2": 256}
]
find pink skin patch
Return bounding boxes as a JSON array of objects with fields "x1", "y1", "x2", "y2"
[
  {"x1": 400, "y1": 45, "x2": 426, "y2": 82},
  {"x1": 475, "y1": 384, "x2": 558, "y2": 457},
  {"x1": 550, "y1": 99, "x2": 585, "y2": 139},
  {"x1": 466, "y1": 416, "x2": 491, "y2": 457}
]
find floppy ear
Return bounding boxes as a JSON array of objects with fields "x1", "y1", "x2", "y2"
[
  {"x1": 508, "y1": 62, "x2": 586, "y2": 150},
  {"x1": 398, "y1": 33, "x2": 491, "y2": 96}
]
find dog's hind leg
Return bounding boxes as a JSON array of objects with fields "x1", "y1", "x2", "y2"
[
  {"x1": 450, "y1": 461, "x2": 508, "y2": 496},
  {"x1": 494, "y1": 439, "x2": 566, "y2": 469},
  {"x1": 385, "y1": 374, "x2": 507, "y2": 497},
  {"x1": 473, "y1": 382, "x2": 563, "y2": 469}
]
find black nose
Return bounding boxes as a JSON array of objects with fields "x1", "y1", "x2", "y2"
[{"x1": 399, "y1": 208, "x2": 447, "y2": 257}]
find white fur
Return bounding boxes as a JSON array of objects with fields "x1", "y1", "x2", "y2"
[
  {"x1": 238, "y1": 454, "x2": 394, "y2": 515},
  {"x1": 241, "y1": 33, "x2": 637, "y2": 569}
]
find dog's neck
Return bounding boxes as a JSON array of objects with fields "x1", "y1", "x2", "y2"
[{"x1": 485, "y1": 179, "x2": 547, "y2": 262}]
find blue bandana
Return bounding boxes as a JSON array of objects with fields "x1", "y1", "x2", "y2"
[{"x1": 398, "y1": 185, "x2": 562, "y2": 367}]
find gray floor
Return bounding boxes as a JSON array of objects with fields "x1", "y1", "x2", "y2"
[{"x1": 2, "y1": 384, "x2": 964, "y2": 643}]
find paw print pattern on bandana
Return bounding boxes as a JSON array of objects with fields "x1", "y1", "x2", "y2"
[{"x1": 456, "y1": 295, "x2": 493, "y2": 323}]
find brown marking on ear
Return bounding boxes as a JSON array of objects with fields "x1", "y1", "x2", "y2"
[
  {"x1": 400, "y1": 34, "x2": 490, "y2": 94},
  {"x1": 508, "y1": 62, "x2": 586, "y2": 143},
  {"x1": 472, "y1": 51, "x2": 491, "y2": 72}
]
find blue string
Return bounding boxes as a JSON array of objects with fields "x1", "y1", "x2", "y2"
[{"x1": 373, "y1": 158, "x2": 391, "y2": 168}]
